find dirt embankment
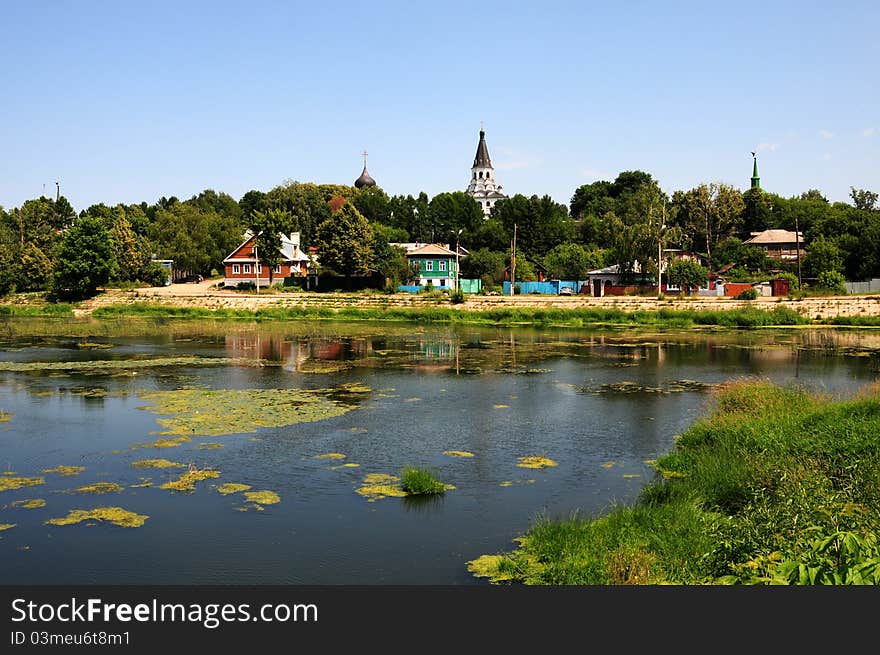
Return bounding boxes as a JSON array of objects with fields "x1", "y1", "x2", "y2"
[{"x1": 68, "y1": 280, "x2": 880, "y2": 320}]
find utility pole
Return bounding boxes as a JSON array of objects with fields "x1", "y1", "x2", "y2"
[
  {"x1": 455, "y1": 228, "x2": 462, "y2": 292},
  {"x1": 254, "y1": 240, "x2": 260, "y2": 293},
  {"x1": 795, "y1": 215, "x2": 802, "y2": 290},
  {"x1": 658, "y1": 202, "x2": 666, "y2": 299},
  {"x1": 509, "y1": 223, "x2": 517, "y2": 296},
  {"x1": 55, "y1": 181, "x2": 60, "y2": 202}
]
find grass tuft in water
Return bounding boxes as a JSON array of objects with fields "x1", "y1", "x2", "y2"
[{"x1": 400, "y1": 467, "x2": 448, "y2": 495}]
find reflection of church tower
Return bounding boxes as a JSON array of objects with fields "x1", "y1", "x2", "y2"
[
  {"x1": 354, "y1": 150, "x2": 377, "y2": 188},
  {"x1": 750, "y1": 152, "x2": 761, "y2": 190},
  {"x1": 466, "y1": 126, "x2": 507, "y2": 216}
]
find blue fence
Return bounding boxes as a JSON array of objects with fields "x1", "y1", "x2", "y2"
[{"x1": 502, "y1": 281, "x2": 584, "y2": 295}]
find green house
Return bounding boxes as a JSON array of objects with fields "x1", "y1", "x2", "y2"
[{"x1": 405, "y1": 244, "x2": 458, "y2": 289}]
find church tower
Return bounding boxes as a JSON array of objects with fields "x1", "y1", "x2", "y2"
[
  {"x1": 354, "y1": 150, "x2": 377, "y2": 188},
  {"x1": 750, "y1": 152, "x2": 761, "y2": 190},
  {"x1": 466, "y1": 126, "x2": 507, "y2": 216}
]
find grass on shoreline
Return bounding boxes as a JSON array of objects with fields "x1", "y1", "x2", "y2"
[
  {"x1": 468, "y1": 379, "x2": 880, "y2": 585},
  {"x1": 84, "y1": 302, "x2": 814, "y2": 328}
]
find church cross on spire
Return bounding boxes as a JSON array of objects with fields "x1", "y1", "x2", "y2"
[
  {"x1": 362, "y1": 150, "x2": 368, "y2": 166},
  {"x1": 750, "y1": 151, "x2": 761, "y2": 190}
]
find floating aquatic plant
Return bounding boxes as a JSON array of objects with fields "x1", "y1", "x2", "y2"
[
  {"x1": 136, "y1": 386, "x2": 368, "y2": 437},
  {"x1": 41, "y1": 465, "x2": 85, "y2": 477},
  {"x1": 330, "y1": 463, "x2": 360, "y2": 470},
  {"x1": 159, "y1": 468, "x2": 220, "y2": 492},
  {"x1": 0, "y1": 356, "x2": 258, "y2": 374},
  {"x1": 243, "y1": 490, "x2": 280, "y2": 505},
  {"x1": 0, "y1": 476, "x2": 44, "y2": 492},
  {"x1": 493, "y1": 404, "x2": 509, "y2": 409},
  {"x1": 11, "y1": 498, "x2": 46, "y2": 509},
  {"x1": 130, "y1": 478, "x2": 152, "y2": 488},
  {"x1": 516, "y1": 456, "x2": 558, "y2": 469},
  {"x1": 140, "y1": 436, "x2": 191, "y2": 449},
  {"x1": 298, "y1": 359, "x2": 352, "y2": 373},
  {"x1": 0, "y1": 523, "x2": 16, "y2": 531},
  {"x1": 197, "y1": 443, "x2": 224, "y2": 450},
  {"x1": 217, "y1": 483, "x2": 251, "y2": 495},
  {"x1": 46, "y1": 507, "x2": 148, "y2": 528},
  {"x1": 355, "y1": 473, "x2": 407, "y2": 501},
  {"x1": 443, "y1": 450, "x2": 475, "y2": 458},
  {"x1": 0, "y1": 411, "x2": 12, "y2": 423},
  {"x1": 601, "y1": 461, "x2": 616, "y2": 469},
  {"x1": 500, "y1": 481, "x2": 514, "y2": 487},
  {"x1": 75, "y1": 482, "x2": 124, "y2": 494},
  {"x1": 131, "y1": 459, "x2": 184, "y2": 469},
  {"x1": 466, "y1": 554, "x2": 519, "y2": 582},
  {"x1": 400, "y1": 467, "x2": 451, "y2": 495},
  {"x1": 315, "y1": 453, "x2": 346, "y2": 460}
]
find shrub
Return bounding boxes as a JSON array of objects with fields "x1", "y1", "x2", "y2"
[
  {"x1": 735, "y1": 288, "x2": 758, "y2": 300},
  {"x1": 139, "y1": 262, "x2": 171, "y2": 287},
  {"x1": 817, "y1": 271, "x2": 846, "y2": 295},
  {"x1": 400, "y1": 467, "x2": 447, "y2": 495},
  {"x1": 449, "y1": 288, "x2": 465, "y2": 304}
]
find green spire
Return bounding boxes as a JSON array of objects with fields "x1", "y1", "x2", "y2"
[{"x1": 750, "y1": 153, "x2": 761, "y2": 190}]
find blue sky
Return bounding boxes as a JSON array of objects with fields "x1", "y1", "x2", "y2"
[{"x1": 2, "y1": 0, "x2": 877, "y2": 213}]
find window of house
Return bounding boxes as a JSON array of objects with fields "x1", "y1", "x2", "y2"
[
  {"x1": 243, "y1": 264, "x2": 251, "y2": 274},
  {"x1": 425, "y1": 261, "x2": 433, "y2": 271},
  {"x1": 232, "y1": 264, "x2": 240, "y2": 274},
  {"x1": 665, "y1": 283, "x2": 681, "y2": 291},
  {"x1": 274, "y1": 264, "x2": 282, "y2": 274},
  {"x1": 439, "y1": 260, "x2": 446, "y2": 271},
  {"x1": 439, "y1": 279, "x2": 446, "y2": 287},
  {"x1": 256, "y1": 264, "x2": 262, "y2": 274}
]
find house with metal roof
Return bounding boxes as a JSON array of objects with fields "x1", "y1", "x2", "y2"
[
  {"x1": 743, "y1": 229, "x2": 806, "y2": 261},
  {"x1": 404, "y1": 243, "x2": 459, "y2": 289},
  {"x1": 222, "y1": 231, "x2": 311, "y2": 287}
]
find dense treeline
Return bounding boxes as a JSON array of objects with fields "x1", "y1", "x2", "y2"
[{"x1": 0, "y1": 172, "x2": 876, "y2": 299}]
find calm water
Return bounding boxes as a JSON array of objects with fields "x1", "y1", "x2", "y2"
[{"x1": 0, "y1": 320, "x2": 877, "y2": 584}]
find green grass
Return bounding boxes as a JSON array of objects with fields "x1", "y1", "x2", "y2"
[
  {"x1": 400, "y1": 467, "x2": 447, "y2": 495},
  {"x1": 0, "y1": 303, "x2": 75, "y2": 317},
  {"x1": 88, "y1": 302, "x2": 813, "y2": 328},
  {"x1": 468, "y1": 379, "x2": 880, "y2": 585}
]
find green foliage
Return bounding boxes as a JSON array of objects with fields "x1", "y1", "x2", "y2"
[
  {"x1": 248, "y1": 208, "x2": 291, "y2": 283},
  {"x1": 425, "y1": 191, "x2": 484, "y2": 244},
  {"x1": 352, "y1": 186, "x2": 391, "y2": 224},
  {"x1": 18, "y1": 242, "x2": 53, "y2": 292},
  {"x1": 461, "y1": 248, "x2": 506, "y2": 285},
  {"x1": 139, "y1": 261, "x2": 171, "y2": 287},
  {"x1": 669, "y1": 183, "x2": 744, "y2": 257},
  {"x1": 804, "y1": 235, "x2": 843, "y2": 276},
  {"x1": 51, "y1": 215, "x2": 116, "y2": 300},
  {"x1": 735, "y1": 288, "x2": 758, "y2": 300},
  {"x1": 449, "y1": 288, "x2": 465, "y2": 304},
  {"x1": 816, "y1": 270, "x2": 846, "y2": 294},
  {"x1": 666, "y1": 258, "x2": 708, "y2": 291},
  {"x1": 370, "y1": 233, "x2": 412, "y2": 288},
  {"x1": 400, "y1": 467, "x2": 447, "y2": 495},
  {"x1": 543, "y1": 243, "x2": 603, "y2": 280},
  {"x1": 315, "y1": 201, "x2": 373, "y2": 277},
  {"x1": 493, "y1": 194, "x2": 574, "y2": 256}
]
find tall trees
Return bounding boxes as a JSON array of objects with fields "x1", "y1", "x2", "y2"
[
  {"x1": 315, "y1": 199, "x2": 373, "y2": 277},
  {"x1": 247, "y1": 208, "x2": 291, "y2": 285},
  {"x1": 425, "y1": 192, "x2": 484, "y2": 246},
  {"x1": 670, "y1": 183, "x2": 744, "y2": 262},
  {"x1": 493, "y1": 194, "x2": 573, "y2": 256},
  {"x1": 51, "y1": 216, "x2": 115, "y2": 300}
]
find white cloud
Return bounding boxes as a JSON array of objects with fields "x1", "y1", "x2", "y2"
[
  {"x1": 862, "y1": 127, "x2": 877, "y2": 138},
  {"x1": 819, "y1": 130, "x2": 834, "y2": 140},
  {"x1": 494, "y1": 148, "x2": 544, "y2": 171},
  {"x1": 755, "y1": 142, "x2": 778, "y2": 152},
  {"x1": 579, "y1": 167, "x2": 611, "y2": 181}
]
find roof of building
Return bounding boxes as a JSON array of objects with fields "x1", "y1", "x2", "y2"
[
  {"x1": 404, "y1": 244, "x2": 458, "y2": 257},
  {"x1": 744, "y1": 229, "x2": 804, "y2": 245},
  {"x1": 473, "y1": 129, "x2": 492, "y2": 168},
  {"x1": 354, "y1": 165, "x2": 376, "y2": 188},
  {"x1": 223, "y1": 231, "x2": 310, "y2": 264}
]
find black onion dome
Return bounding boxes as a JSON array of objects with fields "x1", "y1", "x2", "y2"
[{"x1": 354, "y1": 165, "x2": 376, "y2": 188}]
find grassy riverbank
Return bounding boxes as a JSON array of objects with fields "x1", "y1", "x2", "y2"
[
  {"x1": 468, "y1": 380, "x2": 880, "y2": 585},
  {"x1": 87, "y1": 302, "x2": 814, "y2": 328}
]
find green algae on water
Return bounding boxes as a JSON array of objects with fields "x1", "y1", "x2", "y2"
[
  {"x1": 160, "y1": 468, "x2": 220, "y2": 492},
  {"x1": 46, "y1": 507, "x2": 148, "y2": 528},
  {"x1": 0, "y1": 411, "x2": 12, "y2": 423},
  {"x1": 517, "y1": 456, "x2": 558, "y2": 469},
  {"x1": 315, "y1": 453, "x2": 346, "y2": 460},
  {"x1": 136, "y1": 386, "x2": 368, "y2": 437},
  {"x1": 11, "y1": 498, "x2": 46, "y2": 509},
  {"x1": 443, "y1": 450, "x2": 475, "y2": 458},
  {"x1": 131, "y1": 459, "x2": 184, "y2": 469},
  {"x1": 0, "y1": 523, "x2": 16, "y2": 531},
  {"x1": 42, "y1": 465, "x2": 85, "y2": 477},
  {"x1": 356, "y1": 473, "x2": 407, "y2": 501},
  {"x1": 197, "y1": 443, "x2": 224, "y2": 450},
  {"x1": 134, "y1": 436, "x2": 191, "y2": 449},
  {"x1": 217, "y1": 483, "x2": 251, "y2": 495},
  {"x1": 0, "y1": 476, "x2": 45, "y2": 492},
  {"x1": 75, "y1": 482, "x2": 124, "y2": 494},
  {"x1": 243, "y1": 490, "x2": 280, "y2": 505},
  {"x1": 130, "y1": 478, "x2": 152, "y2": 488},
  {"x1": 0, "y1": 356, "x2": 259, "y2": 374}
]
